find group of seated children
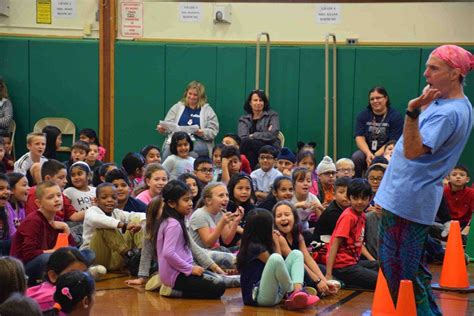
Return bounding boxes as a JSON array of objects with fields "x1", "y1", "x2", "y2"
[{"x1": 0, "y1": 127, "x2": 472, "y2": 312}]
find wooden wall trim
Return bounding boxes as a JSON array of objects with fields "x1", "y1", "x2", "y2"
[{"x1": 99, "y1": 0, "x2": 115, "y2": 161}]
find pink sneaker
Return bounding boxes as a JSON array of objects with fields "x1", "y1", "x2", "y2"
[
  {"x1": 306, "y1": 293, "x2": 320, "y2": 306},
  {"x1": 284, "y1": 291, "x2": 308, "y2": 310}
]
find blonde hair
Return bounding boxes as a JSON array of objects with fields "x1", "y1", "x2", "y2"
[
  {"x1": 35, "y1": 181, "x2": 59, "y2": 200},
  {"x1": 336, "y1": 158, "x2": 355, "y2": 169},
  {"x1": 0, "y1": 79, "x2": 9, "y2": 99},
  {"x1": 181, "y1": 81, "x2": 207, "y2": 108},
  {"x1": 196, "y1": 182, "x2": 226, "y2": 208},
  {"x1": 26, "y1": 132, "x2": 46, "y2": 145}
]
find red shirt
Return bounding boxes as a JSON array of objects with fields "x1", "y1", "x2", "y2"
[
  {"x1": 10, "y1": 211, "x2": 75, "y2": 264},
  {"x1": 443, "y1": 184, "x2": 474, "y2": 226},
  {"x1": 318, "y1": 207, "x2": 365, "y2": 268},
  {"x1": 26, "y1": 186, "x2": 77, "y2": 221},
  {"x1": 240, "y1": 154, "x2": 252, "y2": 174}
]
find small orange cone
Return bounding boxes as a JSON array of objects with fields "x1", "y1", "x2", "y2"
[
  {"x1": 439, "y1": 292, "x2": 468, "y2": 316},
  {"x1": 439, "y1": 221, "x2": 469, "y2": 289},
  {"x1": 372, "y1": 268, "x2": 396, "y2": 315},
  {"x1": 396, "y1": 280, "x2": 416, "y2": 316},
  {"x1": 53, "y1": 233, "x2": 69, "y2": 250}
]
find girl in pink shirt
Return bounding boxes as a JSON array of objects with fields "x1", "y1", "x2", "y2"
[{"x1": 27, "y1": 247, "x2": 89, "y2": 313}]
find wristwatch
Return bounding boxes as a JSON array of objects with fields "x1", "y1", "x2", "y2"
[{"x1": 406, "y1": 108, "x2": 421, "y2": 119}]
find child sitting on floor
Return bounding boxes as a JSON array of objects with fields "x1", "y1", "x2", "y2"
[
  {"x1": 443, "y1": 165, "x2": 474, "y2": 229},
  {"x1": 312, "y1": 176, "x2": 351, "y2": 244},
  {"x1": 251, "y1": 145, "x2": 282, "y2": 202},
  {"x1": 189, "y1": 182, "x2": 243, "y2": 252},
  {"x1": 27, "y1": 247, "x2": 90, "y2": 313},
  {"x1": 49, "y1": 270, "x2": 96, "y2": 316},
  {"x1": 316, "y1": 156, "x2": 337, "y2": 208},
  {"x1": 157, "y1": 180, "x2": 226, "y2": 298},
  {"x1": 10, "y1": 181, "x2": 75, "y2": 285},
  {"x1": 237, "y1": 208, "x2": 319, "y2": 309},
  {"x1": 319, "y1": 179, "x2": 378, "y2": 290},
  {"x1": 81, "y1": 183, "x2": 145, "y2": 275}
]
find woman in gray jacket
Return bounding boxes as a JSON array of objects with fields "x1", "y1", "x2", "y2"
[
  {"x1": 238, "y1": 90, "x2": 280, "y2": 169},
  {"x1": 0, "y1": 79, "x2": 13, "y2": 135},
  {"x1": 157, "y1": 81, "x2": 219, "y2": 160}
]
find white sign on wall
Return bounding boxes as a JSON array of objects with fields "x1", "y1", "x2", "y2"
[
  {"x1": 121, "y1": 1, "x2": 144, "y2": 38},
  {"x1": 179, "y1": 3, "x2": 202, "y2": 23},
  {"x1": 316, "y1": 4, "x2": 341, "y2": 24},
  {"x1": 53, "y1": 0, "x2": 76, "y2": 18}
]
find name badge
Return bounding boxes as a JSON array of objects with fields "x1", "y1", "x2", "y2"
[{"x1": 371, "y1": 140, "x2": 378, "y2": 151}]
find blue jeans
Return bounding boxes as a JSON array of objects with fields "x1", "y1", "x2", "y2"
[
  {"x1": 24, "y1": 249, "x2": 96, "y2": 286},
  {"x1": 0, "y1": 239, "x2": 11, "y2": 256},
  {"x1": 25, "y1": 253, "x2": 51, "y2": 286}
]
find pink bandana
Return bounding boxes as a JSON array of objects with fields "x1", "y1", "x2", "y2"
[{"x1": 431, "y1": 45, "x2": 474, "y2": 77}]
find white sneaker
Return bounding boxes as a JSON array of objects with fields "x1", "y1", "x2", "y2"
[{"x1": 89, "y1": 265, "x2": 107, "y2": 280}]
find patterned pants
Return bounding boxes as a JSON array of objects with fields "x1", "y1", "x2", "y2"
[{"x1": 379, "y1": 209, "x2": 442, "y2": 316}]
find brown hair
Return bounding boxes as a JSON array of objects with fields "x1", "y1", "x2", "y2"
[
  {"x1": 0, "y1": 257, "x2": 27, "y2": 303},
  {"x1": 142, "y1": 163, "x2": 168, "y2": 190},
  {"x1": 35, "y1": 181, "x2": 59, "y2": 200},
  {"x1": 145, "y1": 197, "x2": 164, "y2": 245}
]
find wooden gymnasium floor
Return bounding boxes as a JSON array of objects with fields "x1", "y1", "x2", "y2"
[{"x1": 91, "y1": 264, "x2": 474, "y2": 315}]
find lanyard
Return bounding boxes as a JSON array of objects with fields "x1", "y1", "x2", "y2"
[{"x1": 371, "y1": 111, "x2": 388, "y2": 136}]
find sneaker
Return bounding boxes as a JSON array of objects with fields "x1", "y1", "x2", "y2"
[
  {"x1": 284, "y1": 291, "x2": 308, "y2": 310},
  {"x1": 159, "y1": 285, "x2": 183, "y2": 298},
  {"x1": 306, "y1": 293, "x2": 320, "y2": 306},
  {"x1": 124, "y1": 248, "x2": 141, "y2": 276},
  {"x1": 145, "y1": 274, "x2": 162, "y2": 291},
  {"x1": 222, "y1": 275, "x2": 240, "y2": 288},
  {"x1": 88, "y1": 265, "x2": 107, "y2": 280},
  {"x1": 303, "y1": 286, "x2": 317, "y2": 296}
]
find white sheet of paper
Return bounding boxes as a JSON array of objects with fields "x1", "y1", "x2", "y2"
[
  {"x1": 179, "y1": 3, "x2": 202, "y2": 23},
  {"x1": 159, "y1": 121, "x2": 199, "y2": 134},
  {"x1": 315, "y1": 4, "x2": 341, "y2": 24},
  {"x1": 53, "y1": 0, "x2": 76, "y2": 19}
]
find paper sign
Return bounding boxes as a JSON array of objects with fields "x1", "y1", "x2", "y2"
[
  {"x1": 121, "y1": 1, "x2": 144, "y2": 38},
  {"x1": 53, "y1": 0, "x2": 75, "y2": 18},
  {"x1": 179, "y1": 3, "x2": 202, "y2": 23},
  {"x1": 316, "y1": 4, "x2": 341, "y2": 24},
  {"x1": 37, "y1": 0, "x2": 52, "y2": 24}
]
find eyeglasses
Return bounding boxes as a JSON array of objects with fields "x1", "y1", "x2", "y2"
[
  {"x1": 368, "y1": 176, "x2": 383, "y2": 182},
  {"x1": 337, "y1": 168, "x2": 354, "y2": 174},
  {"x1": 197, "y1": 168, "x2": 214, "y2": 174},
  {"x1": 320, "y1": 171, "x2": 336, "y2": 177},
  {"x1": 259, "y1": 155, "x2": 275, "y2": 161}
]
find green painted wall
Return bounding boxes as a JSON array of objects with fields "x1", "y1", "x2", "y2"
[{"x1": 0, "y1": 38, "x2": 472, "y2": 178}]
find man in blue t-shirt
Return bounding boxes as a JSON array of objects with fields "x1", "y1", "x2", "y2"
[{"x1": 375, "y1": 45, "x2": 473, "y2": 316}]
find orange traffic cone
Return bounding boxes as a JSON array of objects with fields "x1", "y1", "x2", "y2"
[
  {"x1": 372, "y1": 268, "x2": 396, "y2": 315},
  {"x1": 432, "y1": 220, "x2": 474, "y2": 292},
  {"x1": 53, "y1": 233, "x2": 69, "y2": 250},
  {"x1": 439, "y1": 292, "x2": 468, "y2": 316},
  {"x1": 396, "y1": 280, "x2": 416, "y2": 316}
]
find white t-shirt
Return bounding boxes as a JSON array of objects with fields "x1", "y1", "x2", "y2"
[{"x1": 63, "y1": 186, "x2": 96, "y2": 212}]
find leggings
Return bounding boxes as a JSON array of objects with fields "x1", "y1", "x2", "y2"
[
  {"x1": 173, "y1": 271, "x2": 226, "y2": 299},
  {"x1": 256, "y1": 250, "x2": 304, "y2": 306},
  {"x1": 379, "y1": 209, "x2": 442, "y2": 316}
]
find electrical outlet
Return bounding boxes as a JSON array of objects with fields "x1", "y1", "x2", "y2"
[{"x1": 346, "y1": 38, "x2": 358, "y2": 45}]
